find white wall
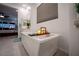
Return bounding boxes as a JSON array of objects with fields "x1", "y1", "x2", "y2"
[
  {"x1": 68, "y1": 4, "x2": 79, "y2": 55},
  {"x1": 18, "y1": 3, "x2": 79, "y2": 55},
  {"x1": 31, "y1": 3, "x2": 79, "y2": 55},
  {"x1": 36, "y1": 4, "x2": 70, "y2": 54}
]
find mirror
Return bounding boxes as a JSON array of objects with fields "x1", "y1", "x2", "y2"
[{"x1": 37, "y1": 3, "x2": 58, "y2": 23}]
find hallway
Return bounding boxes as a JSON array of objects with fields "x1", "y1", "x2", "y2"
[{"x1": 0, "y1": 36, "x2": 28, "y2": 56}]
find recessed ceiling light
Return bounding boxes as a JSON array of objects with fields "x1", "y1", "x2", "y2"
[
  {"x1": 27, "y1": 6, "x2": 31, "y2": 10},
  {"x1": 22, "y1": 4, "x2": 26, "y2": 8}
]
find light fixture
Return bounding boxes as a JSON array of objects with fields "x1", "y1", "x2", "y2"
[
  {"x1": 0, "y1": 12, "x2": 4, "y2": 18},
  {"x1": 0, "y1": 15, "x2": 4, "y2": 18},
  {"x1": 27, "y1": 6, "x2": 31, "y2": 10},
  {"x1": 22, "y1": 4, "x2": 31, "y2": 10},
  {"x1": 22, "y1": 4, "x2": 27, "y2": 8}
]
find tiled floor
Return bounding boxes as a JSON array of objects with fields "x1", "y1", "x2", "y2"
[{"x1": 0, "y1": 36, "x2": 68, "y2": 56}]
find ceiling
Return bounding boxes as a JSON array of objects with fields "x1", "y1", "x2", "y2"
[{"x1": 1, "y1": 3, "x2": 40, "y2": 9}]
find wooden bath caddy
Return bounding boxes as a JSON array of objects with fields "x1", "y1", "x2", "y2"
[{"x1": 28, "y1": 32, "x2": 50, "y2": 36}]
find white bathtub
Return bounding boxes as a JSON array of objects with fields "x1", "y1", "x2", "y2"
[{"x1": 21, "y1": 32, "x2": 60, "y2": 56}]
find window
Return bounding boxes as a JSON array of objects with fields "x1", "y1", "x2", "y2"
[{"x1": 37, "y1": 3, "x2": 58, "y2": 23}]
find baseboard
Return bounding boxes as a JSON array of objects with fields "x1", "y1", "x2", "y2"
[{"x1": 59, "y1": 48, "x2": 69, "y2": 55}]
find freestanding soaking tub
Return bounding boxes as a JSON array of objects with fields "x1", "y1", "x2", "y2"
[{"x1": 21, "y1": 32, "x2": 60, "y2": 56}]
